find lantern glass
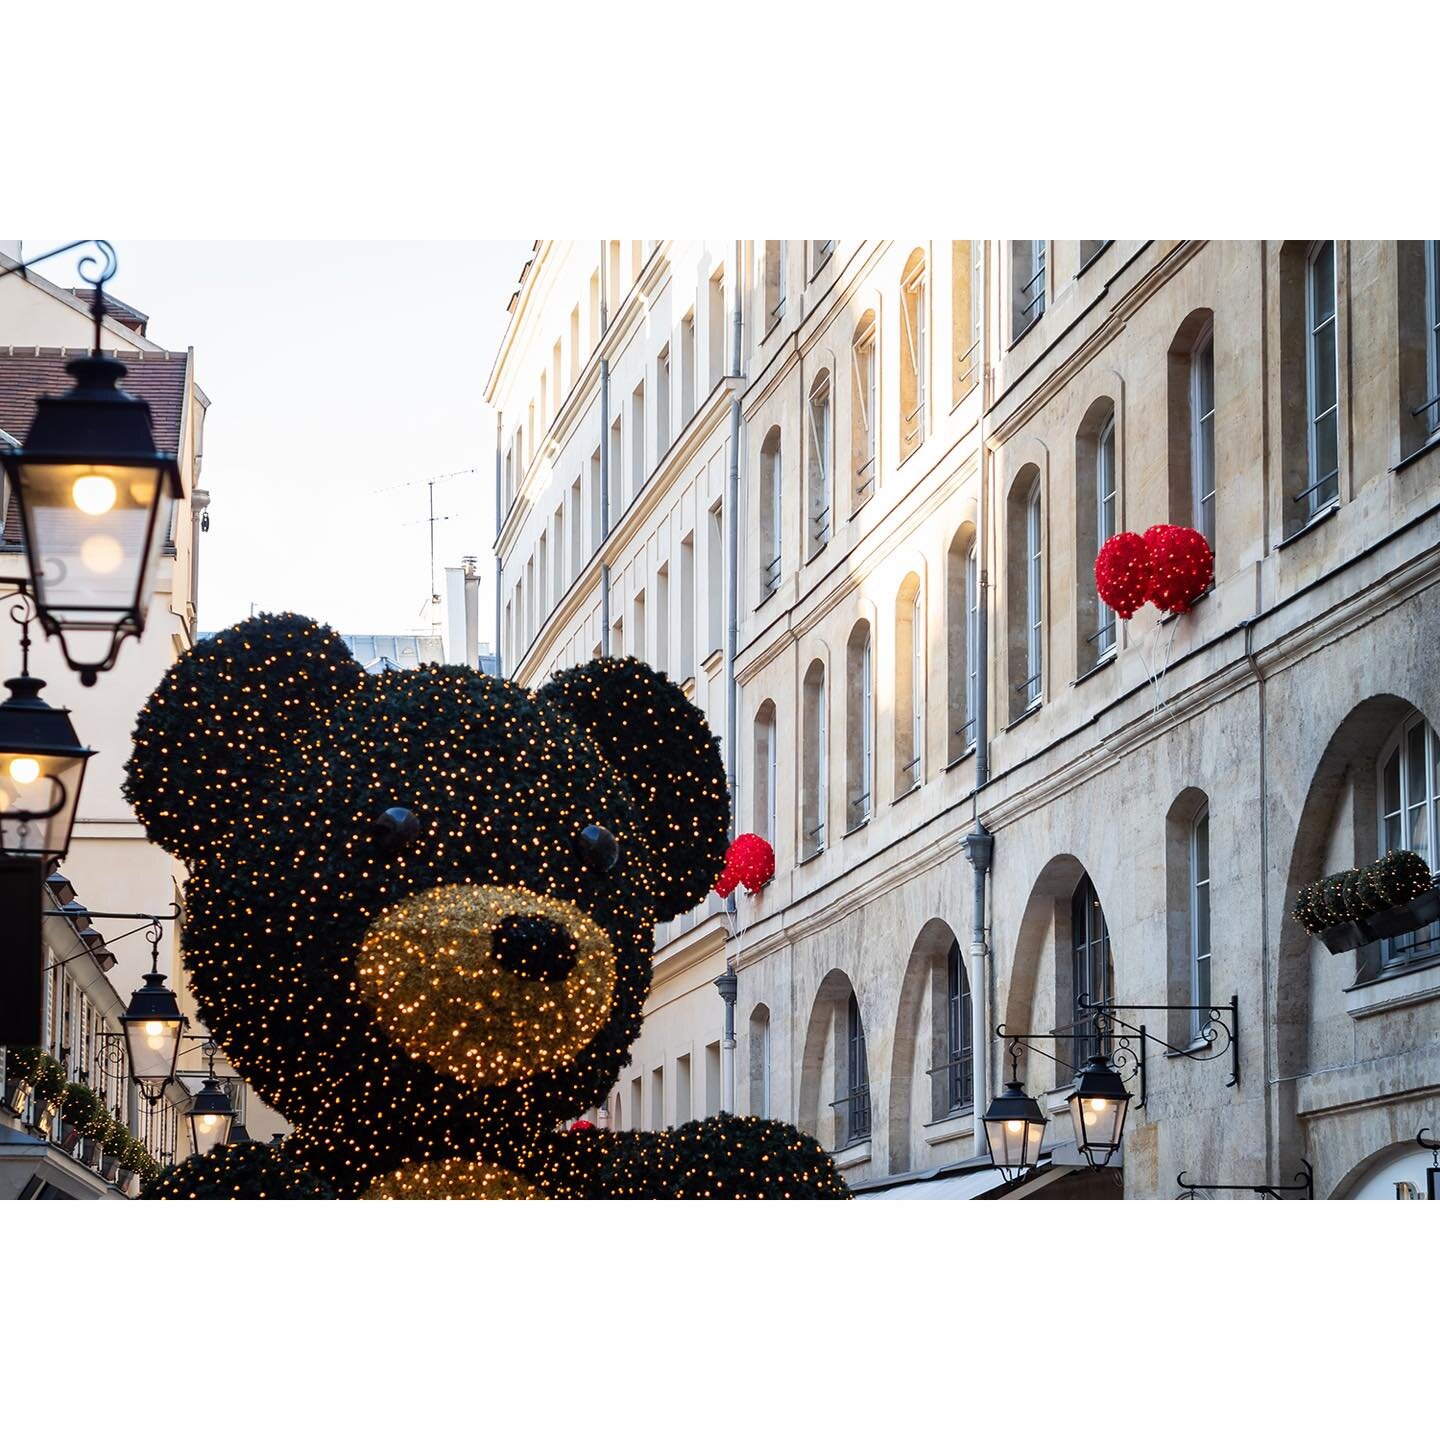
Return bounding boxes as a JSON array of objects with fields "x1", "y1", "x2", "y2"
[
  {"x1": 983, "y1": 1080, "x2": 1049, "y2": 1181},
  {"x1": 0, "y1": 675, "x2": 92, "y2": 859},
  {"x1": 1067, "y1": 1055, "x2": 1131, "y2": 1167},
  {"x1": 187, "y1": 1079, "x2": 235, "y2": 1157},
  {"x1": 119, "y1": 972, "x2": 184, "y2": 1092},
  {"x1": 13, "y1": 459, "x2": 169, "y2": 671}
]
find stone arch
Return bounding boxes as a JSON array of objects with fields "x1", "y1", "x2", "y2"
[
  {"x1": 797, "y1": 967, "x2": 865, "y2": 1149},
  {"x1": 888, "y1": 917, "x2": 964, "y2": 1174},
  {"x1": 1275, "y1": 692, "x2": 1437, "y2": 1077}
]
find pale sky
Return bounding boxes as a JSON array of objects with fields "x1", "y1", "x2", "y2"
[{"x1": 25, "y1": 239, "x2": 532, "y2": 638}]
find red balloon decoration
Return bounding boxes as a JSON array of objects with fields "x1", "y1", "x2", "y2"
[
  {"x1": 1094, "y1": 532, "x2": 1152, "y2": 620},
  {"x1": 713, "y1": 833, "x2": 776, "y2": 898},
  {"x1": 569, "y1": 1119, "x2": 596, "y2": 1132},
  {"x1": 1144, "y1": 524, "x2": 1214, "y2": 614}
]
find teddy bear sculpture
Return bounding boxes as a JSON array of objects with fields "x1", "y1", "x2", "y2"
[{"x1": 127, "y1": 614, "x2": 847, "y2": 1199}]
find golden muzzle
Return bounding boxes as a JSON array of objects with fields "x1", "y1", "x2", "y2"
[{"x1": 356, "y1": 884, "x2": 616, "y2": 1087}]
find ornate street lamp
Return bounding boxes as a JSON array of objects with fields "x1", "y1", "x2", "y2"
[
  {"x1": 983, "y1": 1081, "x2": 1049, "y2": 1183},
  {"x1": 187, "y1": 1043, "x2": 236, "y2": 1156},
  {"x1": 0, "y1": 619, "x2": 93, "y2": 859},
  {"x1": 1067, "y1": 1051, "x2": 1131, "y2": 1168},
  {"x1": 119, "y1": 937, "x2": 185, "y2": 1103},
  {"x1": 0, "y1": 241, "x2": 182, "y2": 686}
]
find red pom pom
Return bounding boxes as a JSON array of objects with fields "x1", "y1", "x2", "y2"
[
  {"x1": 713, "y1": 833, "x2": 776, "y2": 897},
  {"x1": 1144, "y1": 524, "x2": 1214, "y2": 614},
  {"x1": 1094, "y1": 532, "x2": 1151, "y2": 620},
  {"x1": 569, "y1": 1119, "x2": 596, "y2": 1132}
]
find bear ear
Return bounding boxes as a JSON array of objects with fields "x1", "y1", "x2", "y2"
[
  {"x1": 124, "y1": 613, "x2": 362, "y2": 864},
  {"x1": 538, "y1": 657, "x2": 729, "y2": 922}
]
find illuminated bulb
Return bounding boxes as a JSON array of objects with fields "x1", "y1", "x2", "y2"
[
  {"x1": 72, "y1": 472, "x2": 117, "y2": 515},
  {"x1": 1089, "y1": 1098, "x2": 1108, "y2": 1114},
  {"x1": 81, "y1": 534, "x2": 124, "y2": 574},
  {"x1": 1005, "y1": 1119, "x2": 1024, "y2": 1135},
  {"x1": 8, "y1": 756, "x2": 40, "y2": 785}
]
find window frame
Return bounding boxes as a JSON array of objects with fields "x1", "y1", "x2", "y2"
[
  {"x1": 1423, "y1": 240, "x2": 1440, "y2": 436},
  {"x1": 1014, "y1": 240, "x2": 1047, "y2": 339},
  {"x1": 963, "y1": 541, "x2": 980, "y2": 752},
  {"x1": 1190, "y1": 323, "x2": 1217, "y2": 546},
  {"x1": 901, "y1": 256, "x2": 927, "y2": 456},
  {"x1": 1094, "y1": 413, "x2": 1117, "y2": 658},
  {"x1": 845, "y1": 993, "x2": 871, "y2": 1145},
  {"x1": 1189, "y1": 805, "x2": 1212, "y2": 1038},
  {"x1": 1024, "y1": 477, "x2": 1043, "y2": 710},
  {"x1": 807, "y1": 371, "x2": 833, "y2": 555},
  {"x1": 1377, "y1": 712, "x2": 1440, "y2": 969},
  {"x1": 946, "y1": 942, "x2": 974, "y2": 1114},
  {"x1": 1302, "y1": 240, "x2": 1340, "y2": 517},
  {"x1": 851, "y1": 318, "x2": 878, "y2": 509}
]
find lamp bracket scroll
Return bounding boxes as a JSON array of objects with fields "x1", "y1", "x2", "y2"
[{"x1": 1176, "y1": 1158, "x2": 1313, "y2": 1200}]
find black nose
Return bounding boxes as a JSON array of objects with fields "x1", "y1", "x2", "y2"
[
  {"x1": 493, "y1": 913, "x2": 580, "y2": 982},
  {"x1": 577, "y1": 823, "x2": 619, "y2": 872},
  {"x1": 374, "y1": 806, "x2": 420, "y2": 852}
]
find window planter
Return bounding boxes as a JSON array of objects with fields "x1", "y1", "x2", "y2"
[{"x1": 1295, "y1": 850, "x2": 1437, "y2": 955}]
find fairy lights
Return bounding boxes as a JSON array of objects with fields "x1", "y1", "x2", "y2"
[{"x1": 126, "y1": 613, "x2": 847, "y2": 1199}]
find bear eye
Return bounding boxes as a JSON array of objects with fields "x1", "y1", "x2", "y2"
[
  {"x1": 576, "y1": 822, "x2": 619, "y2": 873},
  {"x1": 374, "y1": 806, "x2": 421, "y2": 852}
]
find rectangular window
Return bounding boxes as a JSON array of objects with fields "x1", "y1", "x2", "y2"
[
  {"x1": 708, "y1": 268, "x2": 726, "y2": 388},
  {"x1": 589, "y1": 448, "x2": 602, "y2": 553},
  {"x1": 570, "y1": 477, "x2": 583, "y2": 580},
  {"x1": 537, "y1": 535, "x2": 548, "y2": 634},
  {"x1": 857, "y1": 641, "x2": 872, "y2": 825},
  {"x1": 901, "y1": 262, "x2": 927, "y2": 457},
  {"x1": 1304, "y1": 240, "x2": 1339, "y2": 516},
  {"x1": 965, "y1": 544, "x2": 980, "y2": 747},
  {"x1": 1380, "y1": 715, "x2": 1440, "y2": 967},
  {"x1": 656, "y1": 346, "x2": 671, "y2": 457},
  {"x1": 630, "y1": 1075, "x2": 642, "y2": 1131},
  {"x1": 632, "y1": 588, "x2": 646, "y2": 664},
  {"x1": 609, "y1": 415, "x2": 623, "y2": 515},
  {"x1": 680, "y1": 532, "x2": 695, "y2": 680},
  {"x1": 1190, "y1": 809, "x2": 1212, "y2": 1036},
  {"x1": 704, "y1": 1042, "x2": 721, "y2": 1118},
  {"x1": 650, "y1": 1064, "x2": 665, "y2": 1129},
  {"x1": 845, "y1": 995, "x2": 871, "y2": 1145},
  {"x1": 707, "y1": 502, "x2": 723, "y2": 658},
  {"x1": 947, "y1": 945, "x2": 973, "y2": 1112},
  {"x1": 675, "y1": 1052, "x2": 692, "y2": 1126},
  {"x1": 631, "y1": 383, "x2": 646, "y2": 496},
  {"x1": 552, "y1": 507, "x2": 564, "y2": 607},
  {"x1": 655, "y1": 564, "x2": 669, "y2": 675},
  {"x1": 681, "y1": 312, "x2": 696, "y2": 422},
  {"x1": 1192, "y1": 329, "x2": 1216, "y2": 546},
  {"x1": 807, "y1": 373, "x2": 832, "y2": 552},
  {"x1": 1025, "y1": 483, "x2": 1043, "y2": 709},
  {"x1": 1013, "y1": 240, "x2": 1046, "y2": 338},
  {"x1": 1424, "y1": 240, "x2": 1440, "y2": 435},
  {"x1": 570, "y1": 305, "x2": 581, "y2": 385}
]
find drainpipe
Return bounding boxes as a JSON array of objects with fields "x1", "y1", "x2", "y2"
[
  {"x1": 716, "y1": 239, "x2": 744, "y2": 1115},
  {"x1": 599, "y1": 243, "x2": 612, "y2": 657},
  {"x1": 493, "y1": 412, "x2": 503, "y2": 677},
  {"x1": 964, "y1": 263, "x2": 993, "y2": 1157}
]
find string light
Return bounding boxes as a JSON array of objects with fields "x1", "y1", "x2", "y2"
[{"x1": 125, "y1": 612, "x2": 848, "y2": 1199}]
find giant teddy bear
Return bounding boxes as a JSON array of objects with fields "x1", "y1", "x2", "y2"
[{"x1": 127, "y1": 614, "x2": 847, "y2": 1199}]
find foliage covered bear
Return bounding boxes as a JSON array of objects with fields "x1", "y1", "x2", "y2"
[{"x1": 127, "y1": 614, "x2": 847, "y2": 1199}]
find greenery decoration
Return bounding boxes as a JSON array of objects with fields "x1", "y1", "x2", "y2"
[
  {"x1": 143, "y1": 1143, "x2": 333, "y2": 1199},
  {"x1": 1293, "y1": 849, "x2": 1435, "y2": 936},
  {"x1": 126, "y1": 614, "x2": 846, "y2": 1199}
]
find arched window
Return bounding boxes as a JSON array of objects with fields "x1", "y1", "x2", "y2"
[
  {"x1": 894, "y1": 573, "x2": 923, "y2": 793},
  {"x1": 1166, "y1": 309, "x2": 1217, "y2": 549},
  {"x1": 951, "y1": 240, "x2": 980, "y2": 403},
  {"x1": 1378, "y1": 711, "x2": 1440, "y2": 966},
  {"x1": 1398, "y1": 242, "x2": 1440, "y2": 456},
  {"x1": 749, "y1": 1004, "x2": 771, "y2": 1119},
  {"x1": 1076, "y1": 397, "x2": 1118, "y2": 672},
  {"x1": 1190, "y1": 805, "x2": 1212, "y2": 1030},
  {"x1": 844, "y1": 993, "x2": 871, "y2": 1145},
  {"x1": 850, "y1": 311, "x2": 878, "y2": 511},
  {"x1": 900, "y1": 249, "x2": 927, "y2": 460},
  {"x1": 801, "y1": 659, "x2": 827, "y2": 859},
  {"x1": 753, "y1": 700, "x2": 777, "y2": 844},
  {"x1": 806, "y1": 370, "x2": 832, "y2": 556},
  {"x1": 845, "y1": 622, "x2": 872, "y2": 831},
  {"x1": 1066, "y1": 874, "x2": 1114, "y2": 1074},
  {"x1": 945, "y1": 939, "x2": 973, "y2": 1113},
  {"x1": 946, "y1": 528, "x2": 979, "y2": 763},
  {"x1": 760, "y1": 425, "x2": 782, "y2": 596},
  {"x1": 1007, "y1": 468, "x2": 1043, "y2": 719},
  {"x1": 1304, "y1": 240, "x2": 1339, "y2": 518},
  {"x1": 763, "y1": 241, "x2": 787, "y2": 329}
]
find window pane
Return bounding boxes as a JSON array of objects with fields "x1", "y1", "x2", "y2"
[
  {"x1": 1311, "y1": 243, "x2": 1336, "y2": 324},
  {"x1": 1312, "y1": 322, "x2": 1338, "y2": 417},
  {"x1": 1195, "y1": 812, "x2": 1210, "y2": 884},
  {"x1": 1313, "y1": 412, "x2": 1338, "y2": 489}
]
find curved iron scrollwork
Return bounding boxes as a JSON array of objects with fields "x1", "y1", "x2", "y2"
[
  {"x1": 1077, "y1": 992, "x2": 1241, "y2": 1093},
  {"x1": 1176, "y1": 1158, "x2": 1313, "y2": 1200}
]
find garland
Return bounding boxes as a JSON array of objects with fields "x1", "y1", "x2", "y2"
[{"x1": 1293, "y1": 849, "x2": 1435, "y2": 936}]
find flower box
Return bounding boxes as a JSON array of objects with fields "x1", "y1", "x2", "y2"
[
  {"x1": 1317, "y1": 918, "x2": 1369, "y2": 956},
  {"x1": 1360, "y1": 884, "x2": 1440, "y2": 943}
]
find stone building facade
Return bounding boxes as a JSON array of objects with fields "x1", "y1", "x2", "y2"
[{"x1": 488, "y1": 240, "x2": 1440, "y2": 1199}]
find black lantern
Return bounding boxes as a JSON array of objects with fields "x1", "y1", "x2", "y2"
[
  {"x1": 186, "y1": 1075, "x2": 236, "y2": 1157},
  {"x1": 1, "y1": 354, "x2": 182, "y2": 686},
  {"x1": 983, "y1": 1080, "x2": 1049, "y2": 1182},
  {"x1": 119, "y1": 968, "x2": 184, "y2": 1100},
  {"x1": 0, "y1": 669, "x2": 92, "y2": 859},
  {"x1": 1067, "y1": 1052, "x2": 1131, "y2": 1167}
]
